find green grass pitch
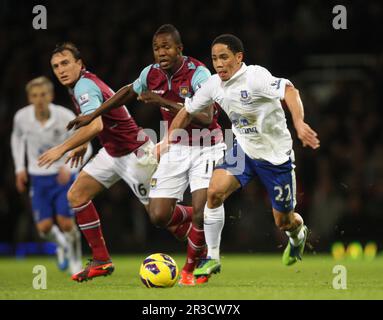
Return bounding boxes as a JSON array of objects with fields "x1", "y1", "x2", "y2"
[{"x1": 0, "y1": 254, "x2": 382, "y2": 300}]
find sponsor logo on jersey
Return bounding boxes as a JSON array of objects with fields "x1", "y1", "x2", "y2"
[
  {"x1": 179, "y1": 86, "x2": 191, "y2": 98},
  {"x1": 79, "y1": 93, "x2": 90, "y2": 106},
  {"x1": 151, "y1": 90, "x2": 165, "y2": 95},
  {"x1": 240, "y1": 90, "x2": 252, "y2": 104},
  {"x1": 229, "y1": 112, "x2": 258, "y2": 134},
  {"x1": 270, "y1": 79, "x2": 281, "y2": 90}
]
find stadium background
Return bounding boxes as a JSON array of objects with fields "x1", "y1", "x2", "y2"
[{"x1": 0, "y1": 0, "x2": 382, "y2": 256}]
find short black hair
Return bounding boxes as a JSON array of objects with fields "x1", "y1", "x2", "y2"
[
  {"x1": 211, "y1": 34, "x2": 244, "y2": 55},
  {"x1": 52, "y1": 42, "x2": 82, "y2": 60},
  {"x1": 153, "y1": 24, "x2": 182, "y2": 46}
]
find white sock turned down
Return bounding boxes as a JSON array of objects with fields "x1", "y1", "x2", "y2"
[{"x1": 285, "y1": 222, "x2": 305, "y2": 247}]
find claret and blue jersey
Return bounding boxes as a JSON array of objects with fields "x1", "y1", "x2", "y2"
[
  {"x1": 70, "y1": 70, "x2": 148, "y2": 157},
  {"x1": 133, "y1": 56, "x2": 223, "y2": 145}
]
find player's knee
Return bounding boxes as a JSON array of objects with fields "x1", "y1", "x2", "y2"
[
  {"x1": 37, "y1": 221, "x2": 53, "y2": 236},
  {"x1": 207, "y1": 187, "x2": 225, "y2": 208},
  {"x1": 57, "y1": 218, "x2": 74, "y2": 232},
  {"x1": 67, "y1": 187, "x2": 89, "y2": 208},
  {"x1": 149, "y1": 206, "x2": 171, "y2": 228}
]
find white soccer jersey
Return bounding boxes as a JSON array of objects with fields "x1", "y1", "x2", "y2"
[
  {"x1": 11, "y1": 103, "x2": 88, "y2": 175},
  {"x1": 184, "y1": 63, "x2": 294, "y2": 165}
]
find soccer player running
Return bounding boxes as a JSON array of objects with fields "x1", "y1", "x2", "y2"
[
  {"x1": 163, "y1": 34, "x2": 320, "y2": 278},
  {"x1": 11, "y1": 76, "x2": 85, "y2": 274},
  {"x1": 66, "y1": 25, "x2": 225, "y2": 285},
  {"x1": 38, "y1": 43, "x2": 159, "y2": 282}
]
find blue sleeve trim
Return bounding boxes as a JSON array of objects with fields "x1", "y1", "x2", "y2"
[
  {"x1": 191, "y1": 66, "x2": 211, "y2": 93},
  {"x1": 133, "y1": 65, "x2": 152, "y2": 95},
  {"x1": 74, "y1": 78, "x2": 103, "y2": 115}
]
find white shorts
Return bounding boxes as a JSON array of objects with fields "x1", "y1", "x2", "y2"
[
  {"x1": 149, "y1": 142, "x2": 226, "y2": 201},
  {"x1": 83, "y1": 140, "x2": 158, "y2": 205}
]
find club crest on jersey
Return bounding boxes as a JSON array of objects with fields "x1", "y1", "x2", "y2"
[
  {"x1": 240, "y1": 90, "x2": 251, "y2": 104},
  {"x1": 179, "y1": 86, "x2": 191, "y2": 98}
]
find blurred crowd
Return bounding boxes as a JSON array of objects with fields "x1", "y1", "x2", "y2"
[{"x1": 0, "y1": 0, "x2": 382, "y2": 253}]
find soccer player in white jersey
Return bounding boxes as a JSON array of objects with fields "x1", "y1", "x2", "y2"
[
  {"x1": 162, "y1": 34, "x2": 320, "y2": 278},
  {"x1": 11, "y1": 76, "x2": 90, "y2": 274}
]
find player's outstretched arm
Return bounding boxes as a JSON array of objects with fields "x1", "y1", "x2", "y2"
[
  {"x1": 67, "y1": 84, "x2": 137, "y2": 130},
  {"x1": 39, "y1": 117, "x2": 103, "y2": 168},
  {"x1": 168, "y1": 107, "x2": 193, "y2": 141},
  {"x1": 138, "y1": 91, "x2": 214, "y2": 127},
  {"x1": 284, "y1": 85, "x2": 320, "y2": 149},
  {"x1": 153, "y1": 107, "x2": 193, "y2": 160}
]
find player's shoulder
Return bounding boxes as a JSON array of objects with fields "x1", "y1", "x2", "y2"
[
  {"x1": 14, "y1": 105, "x2": 33, "y2": 120},
  {"x1": 185, "y1": 56, "x2": 206, "y2": 69},
  {"x1": 245, "y1": 65, "x2": 275, "y2": 91},
  {"x1": 51, "y1": 104, "x2": 75, "y2": 117},
  {"x1": 208, "y1": 73, "x2": 221, "y2": 84},
  {"x1": 141, "y1": 64, "x2": 154, "y2": 72},
  {"x1": 139, "y1": 64, "x2": 156, "y2": 79},
  {"x1": 246, "y1": 64, "x2": 272, "y2": 78},
  {"x1": 74, "y1": 76, "x2": 98, "y2": 92},
  {"x1": 73, "y1": 76, "x2": 102, "y2": 101},
  {"x1": 198, "y1": 73, "x2": 220, "y2": 91}
]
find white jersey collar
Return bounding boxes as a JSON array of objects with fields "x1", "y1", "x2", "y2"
[
  {"x1": 222, "y1": 62, "x2": 247, "y2": 86},
  {"x1": 32, "y1": 103, "x2": 55, "y2": 128}
]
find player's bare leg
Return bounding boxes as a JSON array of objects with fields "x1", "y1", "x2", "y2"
[
  {"x1": 273, "y1": 209, "x2": 308, "y2": 265},
  {"x1": 194, "y1": 169, "x2": 241, "y2": 279},
  {"x1": 37, "y1": 218, "x2": 69, "y2": 271},
  {"x1": 148, "y1": 198, "x2": 192, "y2": 241},
  {"x1": 56, "y1": 215, "x2": 82, "y2": 274},
  {"x1": 148, "y1": 198, "x2": 177, "y2": 228},
  {"x1": 67, "y1": 171, "x2": 114, "y2": 282}
]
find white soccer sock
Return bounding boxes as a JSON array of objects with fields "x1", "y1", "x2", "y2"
[
  {"x1": 204, "y1": 204, "x2": 225, "y2": 261},
  {"x1": 285, "y1": 222, "x2": 305, "y2": 247},
  {"x1": 64, "y1": 226, "x2": 82, "y2": 273},
  {"x1": 41, "y1": 225, "x2": 67, "y2": 248}
]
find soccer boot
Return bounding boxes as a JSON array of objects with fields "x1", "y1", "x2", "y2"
[
  {"x1": 195, "y1": 275, "x2": 209, "y2": 284},
  {"x1": 71, "y1": 259, "x2": 114, "y2": 282},
  {"x1": 193, "y1": 258, "x2": 221, "y2": 279},
  {"x1": 282, "y1": 225, "x2": 309, "y2": 266},
  {"x1": 178, "y1": 270, "x2": 196, "y2": 286},
  {"x1": 193, "y1": 247, "x2": 209, "y2": 284}
]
